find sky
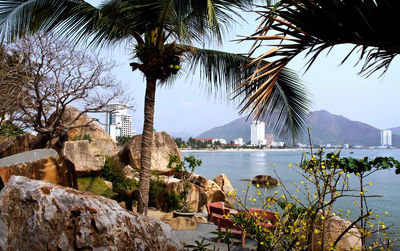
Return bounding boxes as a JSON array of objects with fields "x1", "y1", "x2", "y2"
[{"x1": 86, "y1": 1, "x2": 400, "y2": 137}]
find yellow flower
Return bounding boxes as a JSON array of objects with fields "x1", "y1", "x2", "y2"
[
  {"x1": 300, "y1": 181, "x2": 304, "y2": 184},
  {"x1": 256, "y1": 184, "x2": 260, "y2": 188},
  {"x1": 313, "y1": 196, "x2": 317, "y2": 200},
  {"x1": 369, "y1": 182, "x2": 373, "y2": 186},
  {"x1": 281, "y1": 195, "x2": 286, "y2": 199},
  {"x1": 385, "y1": 211, "x2": 389, "y2": 215},
  {"x1": 273, "y1": 164, "x2": 276, "y2": 167},
  {"x1": 288, "y1": 163, "x2": 292, "y2": 167}
]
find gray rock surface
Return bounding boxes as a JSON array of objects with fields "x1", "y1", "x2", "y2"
[
  {"x1": 62, "y1": 140, "x2": 105, "y2": 176},
  {"x1": 0, "y1": 148, "x2": 57, "y2": 167},
  {"x1": 0, "y1": 176, "x2": 182, "y2": 250}
]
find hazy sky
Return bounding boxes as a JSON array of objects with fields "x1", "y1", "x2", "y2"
[{"x1": 87, "y1": 1, "x2": 400, "y2": 136}]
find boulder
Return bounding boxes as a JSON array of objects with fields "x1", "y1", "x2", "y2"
[
  {"x1": 176, "y1": 173, "x2": 226, "y2": 204},
  {"x1": 116, "y1": 131, "x2": 180, "y2": 175},
  {"x1": 159, "y1": 176, "x2": 207, "y2": 213},
  {"x1": 312, "y1": 215, "x2": 362, "y2": 251},
  {"x1": 213, "y1": 174, "x2": 235, "y2": 208},
  {"x1": 0, "y1": 134, "x2": 39, "y2": 158},
  {"x1": 0, "y1": 176, "x2": 182, "y2": 250},
  {"x1": 62, "y1": 106, "x2": 118, "y2": 156},
  {"x1": 62, "y1": 140, "x2": 105, "y2": 177},
  {"x1": 122, "y1": 164, "x2": 139, "y2": 181},
  {"x1": 252, "y1": 175, "x2": 278, "y2": 186},
  {"x1": 0, "y1": 149, "x2": 76, "y2": 188}
]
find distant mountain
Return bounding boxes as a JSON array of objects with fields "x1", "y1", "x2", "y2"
[{"x1": 198, "y1": 110, "x2": 400, "y2": 146}]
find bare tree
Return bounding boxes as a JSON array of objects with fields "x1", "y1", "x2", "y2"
[{"x1": 1, "y1": 33, "x2": 127, "y2": 150}]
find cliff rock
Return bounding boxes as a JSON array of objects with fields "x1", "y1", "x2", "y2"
[
  {"x1": 62, "y1": 140, "x2": 105, "y2": 177},
  {"x1": 0, "y1": 149, "x2": 76, "y2": 188},
  {"x1": 117, "y1": 132, "x2": 180, "y2": 175},
  {"x1": 0, "y1": 176, "x2": 182, "y2": 251},
  {"x1": 62, "y1": 106, "x2": 118, "y2": 156}
]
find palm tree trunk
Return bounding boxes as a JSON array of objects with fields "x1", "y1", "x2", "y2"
[{"x1": 137, "y1": 77, "x2": 156, "y2": 215}]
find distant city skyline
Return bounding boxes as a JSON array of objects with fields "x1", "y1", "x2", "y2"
[{"x1": 87, "y1": 0, "x2": 400, "y2": 137}]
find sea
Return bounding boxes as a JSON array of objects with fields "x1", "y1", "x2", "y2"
[{"x1": 182, "y1": 149, "x2": 400, "y2": 237}]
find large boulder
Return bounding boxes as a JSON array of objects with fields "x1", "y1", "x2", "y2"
[
  {"x1": 62, "y1": 140, "x2": 105, "y2": 177},
  {"x1": 0, "y1": 134, "x2": 39, "y2": 158},
  {"x1": 0, "y1": 176, "x2": 182, "y2": 250},
  {"x1": 62, "y1": 106, "x2": 118, "y2": 156},
  {"x1": 312, "y1": 215, "x2": 362, "y2": 250},
  {"x1": 213, "y1": 174, "x2": 235, "y2": 208},
  {"x1": 252, "y1": 175, "x2": 278, "y2": 186},
  {"x1": 0, "y1": 149, "x2": 76, "y2": 188},
  {"x1": 117, "y1": 131, "x2": 180, "y2": 175},
  {"x1": 161, "y1": 176, "x2": 207, "y2": 213},
  {"x1": 175, "y1": 173, "x2": 226, "y2": 205}
]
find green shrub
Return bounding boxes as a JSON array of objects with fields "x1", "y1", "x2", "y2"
[
  {"x1": 73, "y1": 134, "x2": 92, "y2": 143},
  {"x1": 102, "y1": 155, "x2": 137, "y2": 210},
  {"x1": 77, "y1": 176, "x2": 116, "y2": 198}
]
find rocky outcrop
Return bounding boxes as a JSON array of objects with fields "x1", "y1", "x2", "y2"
[
  {"x1": 62, "y1": 106, "x2": 118, "y2": 156},
  {"x1": 0, "y1": 134, "x2": 39, "y2": 158},
  {"x1": 122, "y1": 165, "x2": 139, "y2": 181},
  {"x1": 117, "y1": 131, "x2": 180, "y2": 175},
  {"x1": 0, "y1": 149, "x2": 76, "y2": 188},
  {"x1": 312, "y1": 215, "x2": 362, "y2": 250},
  {"x1": 252, "y1": 175, "x2": 278, "y2": 186},
  {"x1": 0, "y1": 176, "x2": 182, "y2": 250},
  {"x1": 176, "y1": 173, "x2": 226, "y2": 204},
  {"x1": 213, "y1": 174, "x2": 235, "y2": 208},
  {"x1": 153, "y1": 176, "x2": 207, "y2": 213},
  {"x1": 62, "y1": 140, "x2": 105, "y2": 177}
]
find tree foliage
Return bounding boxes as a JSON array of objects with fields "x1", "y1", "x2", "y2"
[{"x1": 1, "y1": 33, "x2": 126, "y2": 148}]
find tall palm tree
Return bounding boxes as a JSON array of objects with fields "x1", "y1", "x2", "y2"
[
  {"x1": 242, "y1": 0, "x2": 400, "y2": 88},
  {"x1": 0, "y1": 0, "x2": 310, "y2": 214}
]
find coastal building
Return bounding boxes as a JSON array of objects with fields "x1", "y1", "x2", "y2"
[
  {"x1": 234, "y1": 138, "x2": 244, "y2": 146},
  {"x1": 251, "y1": 121, "x2": 266, "y2": 146},
  {"x1": 265, "y1": 134, "x2": 274, "y2": 146},
  {"x1": 212, "y1": 138, "x2": 227, "y2": 145},
  {"x1": 105, "y1": 103, "x2": 135, "y2": 141},
  {"x1": 381, "y1": 129, "x2": 392, "y2": 147}
]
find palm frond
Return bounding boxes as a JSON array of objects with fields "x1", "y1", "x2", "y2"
[
  {"x1": 184, "y1": 45, "x2": 311, "y2": 143},
  {"x1": 247, "y1": 0, "x2": 400, "y2": 79}
]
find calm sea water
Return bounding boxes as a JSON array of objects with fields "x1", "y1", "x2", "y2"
[{"x1": 182, "y1": 149, "x2": 400, "y2": 235}]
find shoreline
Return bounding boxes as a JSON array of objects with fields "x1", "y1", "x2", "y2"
[{"x1": 180, "y1": 148, "x2": 305, "y2": 153}]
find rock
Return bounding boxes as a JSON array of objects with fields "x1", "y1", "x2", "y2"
[
  {"x1": 116, "y1": 131, "x2": 180, "y2": 175},
  {"x1": 176, "y1": 173, "x2": 226, "y2": 204},
  {"x1": 164, "y1": 217, "x2": 197, "y2": 230},
  {"x1": 312, "y1": 215, "x2": 362, "y2": 251},
  {"x1": 0, "y1": 176, "x2": 182, "y2": 250},
  {"x1": 159, "y1": 176, "x2": 207, "y2": 213},
  {"x1": 252, "y1": 175, "x2": 278, "y2": 186},
  {"x1": 0, "y1": 149, "x2": 76, "y2": 188},
  {"x1": 213, "y1": 174, "x2": 235, "y2": 208},
  {"x1": 0, "y1": 134, "x2": 39, "y2": 158},
  {"x1": 62, "y1": 106, "x2": 118, "y2": 156},
  {"x1": 104, "y1": 180, "x2": 113, "y2": 190},
  {"x1": 62, "y1": 140, "x2": 105, "y2": 177},
  {"x1": 122, "y1": 164, "x2": 139, "y2": 180}
]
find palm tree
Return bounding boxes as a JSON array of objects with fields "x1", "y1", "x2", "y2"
[
  {"x1": 242, "y1": 0, "x2": 400, "y2": 87},
  {"x1": 0, "y1": 0, "x2": 310, "y2": 214}
]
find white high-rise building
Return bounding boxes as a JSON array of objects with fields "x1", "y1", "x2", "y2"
[
  {"x1": 105, "y1": 103, "x2": 135, "y2": 141},
  {"x1": 381, "y1": 129, "x2": 392, "y2": 147},
  {"x1": 251, "y1": 121, "x2": 266, "y2": 146}
]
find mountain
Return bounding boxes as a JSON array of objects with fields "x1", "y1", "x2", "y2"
[{"x1": 198, "y1": 110, "x2": 400, "y2": 146}]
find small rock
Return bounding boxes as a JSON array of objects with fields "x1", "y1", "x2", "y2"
[{"x1": 251, "y1": 175, "x2": 278, "y2": 186}]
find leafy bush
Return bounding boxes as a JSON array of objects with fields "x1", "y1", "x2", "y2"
[
  {"x1": 72, "y1": 134, "x2": 92, "y2": 143},
  {"x1": 229, "y1": 149, "x2": 400, "y2": 250},
  {"x1": 102, "y1": 156, "x2": 137, "y2": 210}
]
